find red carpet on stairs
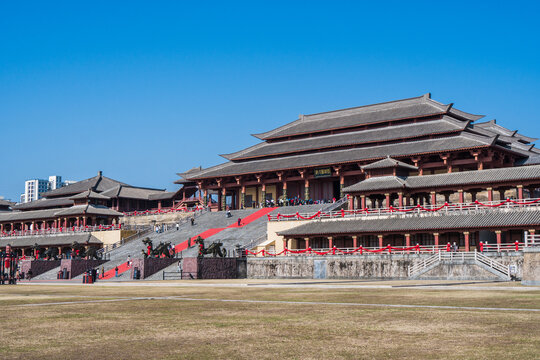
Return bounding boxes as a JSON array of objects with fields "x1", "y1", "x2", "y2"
[{"x1": 100, "y1": 207, "x2": 277, "y2": 280}]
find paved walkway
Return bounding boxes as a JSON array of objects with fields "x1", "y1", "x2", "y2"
[
  {"x1": 18, "y1": 279, "x2": 538, "y2": 291},
  {"x1": 16, "y1": 295, "x2": 540, "y2": 312}
]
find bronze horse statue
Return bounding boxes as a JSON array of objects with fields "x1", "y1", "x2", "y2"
[
  {"x1": 194, "y1": 237, "x2": 226, "y2": 258},
  {"x1": 141, "y1": 238, "x2": 173, "y2": 258},
  {"x1": 43, "y1": 247, "x2": 60, "y2": 260},
  {"x1": 31, "y1": 243, "x2": 46, "y2": 260},
  {"x1": 32, "y1": 243, "x2": 59, "y2": 260},
  {"x1": 71, "y1": 241, "x2": 102, "y2": 260}
]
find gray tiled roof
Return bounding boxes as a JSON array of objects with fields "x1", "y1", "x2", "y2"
[
  {"x1": 343, "y1": 164, "x2": 540, "y2": 193},
  {"x1": 43, "y1": 172, "x2": 128, "y2": 198},
  {"x1": 186, "y1": 133, "x2": 495, "y2": 180},
  {"x1": 0, "y1": 200, "x2": 15, "y2": 207},
  {"x1": 1, "y1": 233, "x2": 102, "y2": 248},
  {"x1": 54, "y1": 205, "x2": 122, "y2": 216},
  {"x1": 252, "y1": 94, "x2": 482, "y2": 140},
  {"x1": 361, "y1": 156, "x2": 418, "y2": 171},
  {"x1": 13, "y1": 197, "x2": 74, "y2": 211},
  {"x1": 277, "y1": 210, "x2": 540, "y2": 237},
  {"x1": 223, "y1": 117, "x2": 467, "y2": 161},
  {"x1": 344, "y1": 176, "x2": 409, "y2": 192},
  {"x1": 100, "y1": 185, "x2": 166, "y2": 200},
  {"x1": 148, "y1": 191, "x2": 177, "y2": 200},
  {"x1": 0, "y1": 205, "x2": 121, "y2": 222},
  {"x1": 0, "y1": 208, "x2": 61, "y2": 222},
  {"x1": 69, "y1": 190, "x2": 110, "y2": 200},
  {"x1": 517, "y1": 154, "x2": 540, "y2": 166},
  {"x1": 475, "y1": 120, "x2": 538, "y2": 143}
]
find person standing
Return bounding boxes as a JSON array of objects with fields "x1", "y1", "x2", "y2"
[
  {"x1": 237, "y1": 218, "x2": 242, "y2": 227},
  {"x1": 115, "y1": 266, "x2": 119, "y2": 277},
  {"x1": 176, "y1": 223, "x2": 180, "y2": 231},
  {"x1": 101, "y1": 266, "x2": 105, "y2": 279}
]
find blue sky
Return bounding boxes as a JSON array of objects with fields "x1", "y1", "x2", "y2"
[{"x1": 1, "y1": 1, "x2": 539, "y2": 201}]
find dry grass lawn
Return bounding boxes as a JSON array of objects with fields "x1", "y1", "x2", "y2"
[{"x1": 0, "y1": 282, "x2": 539, "y2": 359}]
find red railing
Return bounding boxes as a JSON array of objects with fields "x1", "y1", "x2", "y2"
[
  {"x1": 0, "y1": 224, "x2": 122, "y2": 238},
  {"x1": 267, "y1": 198, "x2": 540, "y2": 221},
  {"x1": 247, "y1": 242, "x2": 527, "y2": 257},
  {"x1": 123, "y1": 205, "x2": 204, "y2": 217}
]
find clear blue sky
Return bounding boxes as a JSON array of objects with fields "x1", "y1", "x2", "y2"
[{"x1": 1, "y1": 1, "x2": 539, "y2": 201}]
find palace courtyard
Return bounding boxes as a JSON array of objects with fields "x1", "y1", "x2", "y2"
[{"x1": 1, "y1": 280, "x2": 538, "y2": 359}]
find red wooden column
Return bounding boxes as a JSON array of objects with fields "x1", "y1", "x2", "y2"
[
  {"x1": 495, "y1": 230, "x2": 502, "y2": 250},
  {"x1": 464, "y1": 231, "x2": 470, "y2": 252},
  {"x1": 361, "y1": 195, "x2": 366, "y2": 209},
  {"x1": 430, "y1": 191, "x2": 437, "y2": 206},
  {"x1": 486, "y1": 187, "x2": 493, "y2": 202},
  {"x1": 221, "y1": 187, "x2": 227, "y2": 211},
  {"x1": 405, "y1": 233, "x2": 411, "y2": 251},
  {"x1": 283, "y1": 238, "x2": 287, "y2": 252},
  {"x1": 517, "y1": 185, "x2": 524, "y2": 200},
  {"x1": 458, "y1": 189, "x2": 464, "y2": 204},
  {"x1": 304, "y1": 179, "x2": 310, "y2": 201},
  {"x1": 385, "y1": 193, "x2": 391, "y2": 208},
  {"x1": 304, "y1": 237, "x2": 310, "y2": 250},
  {"x1": 378, "y1": 235, "x2": 383, "y2": 249},
  {"x1": 433, "y1": 233, "x2": 439, "y2": 248},
  {"x1": 398, "y1": 192, "x2": 404, "y2": 208},
  {"x1": 348, "y1": 195, "x2": 353, "y2": 210},
  {"x1": 0, "y1": 224, "x2": 3, "y2": 232},
  {"x1": 352, "y1": 235, "x2": 358, "y2": 249},
  {"x1": 328, "y1": 236, "x2": 333, "y2": 249}
]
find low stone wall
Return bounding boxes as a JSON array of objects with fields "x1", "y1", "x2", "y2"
[
  {"x1": 19, "y1": 260, "x2": 61, "y2": 278},
  {"x1": 522, "y1": 247, "x2": 540, "y2": 286},
  {"x1": 122, "y1": 212, "x2": 192, "y2": 227},
  {"x1": 247, "y1": 253, "x2": 523, "y2": 280},
  {"x1": 60, "y1": 259, "x2": 108, "y2": 279},
  {"x1": 130, "y1": 258, "x2": 179, "y2": 279},
  {"x1": 181, "y1": 257, "x2": 246, "y2": 279}
]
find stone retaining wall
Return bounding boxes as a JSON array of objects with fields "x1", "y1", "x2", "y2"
[
  {"x1": 522, "y1": 247, "x2": 540, "y2": 286},
  {"x1": 130, "y1": 258, "x2": 179, "y2": 279},
  {"x1": 60, "y1": 259, "x2": 108, "y2": 279},
  {"x1": 19, "y1": 260, "x2": 61, "y2": 278},
  {"x1": 181, "y1": 257, "x2": 246, "y2": 279},
  {"x1": 247, "y1": 253, "x2": 523, "y2": 280}
]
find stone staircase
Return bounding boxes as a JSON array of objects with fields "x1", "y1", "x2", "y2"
[
  {"x1": 408, "y1": 251, "x2": 512, "y2": 280},
  {"x1": 21, "y1": 205, "x2": 324, "y2": 281}
]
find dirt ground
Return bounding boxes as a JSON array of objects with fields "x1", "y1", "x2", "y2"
[{"x1": 1, "y1": 280, "x2": 539, "y2": 359}]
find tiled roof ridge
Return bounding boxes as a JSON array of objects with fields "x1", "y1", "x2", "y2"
[
  {"x1": 252, "y1": 94, "x2": 482, "y2": 140},
  {"x1": 223, "y1": 116, "x2": 468, "y2": 161},
  {"x1": 251, "y1": 94, "x2": 431, "y2": 140},
  {"x1": 303, "y1": 93, "x2": 432, "y2": 120},
  {"x1": 185, "y1": 133, "x2": 493, "y2": 180}
]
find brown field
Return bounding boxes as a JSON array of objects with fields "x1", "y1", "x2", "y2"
[{"x1": 1, "y1": 280, "x2": 539, "y2": 360}]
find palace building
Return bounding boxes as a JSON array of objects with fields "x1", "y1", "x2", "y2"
[
  {"x1": 0, "y1": 171, "x2": 181, "y2": 234},
  {"x1": 179, "y1": 94, "x2": 540, "y2": 211}
]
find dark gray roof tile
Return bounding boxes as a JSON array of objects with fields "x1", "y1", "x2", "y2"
[
  {"x1": 224, "y1": 117, "x2": 466, "y2": 161},
  {"x1": 278, "y1": 210, "x2": 540, "y2": 237},
  {"x1": 187, "y1": 133, "x2": 495, "y2": 179}
]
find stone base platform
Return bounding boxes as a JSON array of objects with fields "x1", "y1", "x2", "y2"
[
  {"x1": 130, "y1": 258, "x2": 179, "y2": 279},
  {"x1": 19, "y1": 260, "x2": 61, "y2": 279},
  {"x1": 182, "y1": 257, "x2": 247, "y2": 279},
  {"x1": 60, "y1": 259, "x2": 108, "y2": 279},
  {"x1": 247, "y1": 253, "x2": 523, "y2": 280},
  {"x1": 522, "y1": 247, "x2": 540, "y2": 286}
]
